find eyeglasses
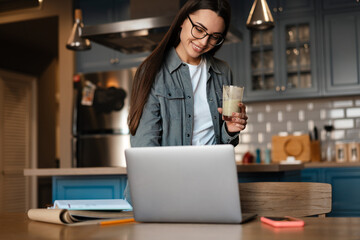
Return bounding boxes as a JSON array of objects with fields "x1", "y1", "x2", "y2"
[{"x1": 187, "y1": 15, "x2": 224, "y2": 46}]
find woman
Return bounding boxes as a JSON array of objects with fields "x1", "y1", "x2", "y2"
[{"x1": 128, "y1": 0, "x2": 247, "y2": 147}]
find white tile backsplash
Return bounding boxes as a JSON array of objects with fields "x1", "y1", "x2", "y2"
[
  {"x1": 328, "y1": 109, "x2": 345, "y2": 119},
  {"x1": 266, "y1": 122, "x2": 272, "y2": 132},
  {"x1": 333, "y1": 100, "x2": 353, "y2": 108},
  {"x1": 257, "y1": 112, "x2": 264, "y2": 122},
  {"x1": 356, "y1": 118, "x2": 360, "y2": 128},
  {"x1": 307, "y1": 102, "x2": 314, "y2": 110},
  {"x1": 333, "y1": 119, "x2": 354, "y2": 129},
  {"x1": 346, "y1": 129, "x2": 360, "y2": 140},
  {"x1": 332, "y1": 130, "x2": 346, "y2": 140},
  {"x1": 320, "y1": 109, "x2": 327, "y2": 120},
  {"x1": 346, "y1": 108, "x2": 360, "y2": 118},
  {"x1": 298, "y1": 110, "x2": 305, "y2": 121},
  {"x1": 278, "y1": 111, "x2": 284, "y2": 122},
  {"x1": 238, "y1": 96, "x2": 360, "y2": 161}
]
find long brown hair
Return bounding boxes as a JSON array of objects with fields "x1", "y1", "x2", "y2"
[{"x1": 128, "y1": 0, "x2": 231, "y2": 135}]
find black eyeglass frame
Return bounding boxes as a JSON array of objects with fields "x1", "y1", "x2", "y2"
[{"x1": 187, "y1": 15, "x2": 224, "y2": 46}]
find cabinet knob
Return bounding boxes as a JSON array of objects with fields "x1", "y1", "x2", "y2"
[
  {"x1": 275, "y1": 86, "x2": 280, "y2": 92},
  {"x1": 273, "y1": 7, "x2": 277, "y2": 13},
  {"x1": 110, "y1": 58, "x2": 120, "y2": 64},
  {"x1": 278, "y1": 7, "x2": 283, "y2": 12},
  {"x1": 281, "y1": 86, "x2": 286, "y2": 91}
]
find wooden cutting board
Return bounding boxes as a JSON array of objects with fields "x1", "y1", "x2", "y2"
[{"x1": 271, "y1": 135, "x2": 311, "y2": 162}]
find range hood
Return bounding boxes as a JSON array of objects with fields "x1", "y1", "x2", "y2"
[
  {"x1": 81, "y1": 16, "x2": 242, "y2": 54},
  {"x1": 80, "y1": 0, "x2": 242, "y2": 54}
]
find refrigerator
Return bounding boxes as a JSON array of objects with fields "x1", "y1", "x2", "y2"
[{"x1": 72, "y1": 69, "x2": 136, "y2": 167}]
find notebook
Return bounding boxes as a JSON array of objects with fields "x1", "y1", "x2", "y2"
[{"x1": 125, "y1": 145, "x2": 256, "y2": 224}]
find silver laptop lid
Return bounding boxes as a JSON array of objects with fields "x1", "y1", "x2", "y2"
[{"x1": 125, "y1": 145, "x2": 242, "y2": 223}]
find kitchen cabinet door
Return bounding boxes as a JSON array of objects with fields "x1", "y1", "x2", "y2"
[
  {"x1": 258, "y1": 0, "x2": 314, "y2": 18},
  {"x1": 273, "y1": 0, "x2": 314, "y2": 16},
  {"x1": 52, "y1": 175, "x2": 128, "y2": 201},
  {"x1": 278, "y1": 17, "x2": 318, "y2": 96},
  {"x1": 244, "y1": 16, "x2": 318, "y2": 101},
  {"x1": 323, "y1": 12, "x2": 360, "y2": 95},
  {"x1": 302, "y1": 167, "x2": 360, "y2": 217},
  {"x1": 322, "y1": 0, "x2": 360, "y2": 11}
]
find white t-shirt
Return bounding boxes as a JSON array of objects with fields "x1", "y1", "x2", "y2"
[{"x1": 186, "y1": 58, "x2": 216, "y2": 145}]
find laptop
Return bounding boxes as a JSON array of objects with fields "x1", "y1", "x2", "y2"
[{"x1": 125, "y1": 144, "x2": 256, "y2": 224}]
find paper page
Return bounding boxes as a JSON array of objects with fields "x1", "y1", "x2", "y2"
[
  {"x1": 50, "y1": 199, "x2": 133, "y2": 211},
  {"x1": 69, "y1": 210, "x2": 134, "y2": 220}
]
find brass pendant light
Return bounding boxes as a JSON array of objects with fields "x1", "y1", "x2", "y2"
[
  {"x1": 246, "y1": 0, "x2": 274, "y2": 30},
  {"x1": 66, "y1": 9, "x2": 91, "y2": 51}
]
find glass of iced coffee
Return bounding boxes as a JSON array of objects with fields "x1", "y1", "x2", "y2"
[{"x1": 222, "y1": 85, "x2": 244, "y2": 121}]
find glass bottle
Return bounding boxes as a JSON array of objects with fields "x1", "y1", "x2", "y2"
[{"x1": 323, "y1": 125, "x2": 334, "y2": 162}]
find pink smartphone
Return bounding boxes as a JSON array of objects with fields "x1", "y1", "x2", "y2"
[{"x1": 260, "y1": 216, "x2": 305, "y2": 227}]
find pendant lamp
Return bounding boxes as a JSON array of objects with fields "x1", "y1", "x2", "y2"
[
  {"x1": 66, "y1": 9, "x2": 91, "y2": 51},
  {"x1": 246, "y1": 0, "x2": 274, "y2": 30}
]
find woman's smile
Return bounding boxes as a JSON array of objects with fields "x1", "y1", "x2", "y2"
[{"x1": 191, "y1": 41, "x2": 205, "y2": 53}]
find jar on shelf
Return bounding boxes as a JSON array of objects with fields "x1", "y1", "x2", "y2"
[
  {"x1": 335, "y1": 141, "x2": 348, "y2": 163},
  {"x1": 348, "y1": 141, "x2": 360, "y2": 162}
]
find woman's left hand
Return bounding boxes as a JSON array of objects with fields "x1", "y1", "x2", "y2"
[{"x1": 218, "y1": 103, "x2": 248, "y2": 133}]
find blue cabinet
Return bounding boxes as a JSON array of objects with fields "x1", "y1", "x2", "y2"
[
  {"x1": 241, "y1": 0, "x2": 360, "y2": 101},
  {"x1": 322, "y1": 11, "x2": 360, "y2": 96},
  {"x1": 238, "y1": 170, "x2": 301, "y2": 183},
  {"x1": 52, "y1": 175, "x2": 128, "y2": 201},
  {"x1": 302, "y1": 167, "x2": 360, "y2": 217}
]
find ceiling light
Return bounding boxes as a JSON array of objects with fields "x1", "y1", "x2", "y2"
[
  {"x1": 246, "y1": 0, "x2": 274, "y2": 30},
  {"x1": 66, "y1": 9, "x2": 91, "y2": 51}
]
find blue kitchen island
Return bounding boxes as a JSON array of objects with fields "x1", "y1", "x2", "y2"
[{"x1": 24, "y1": 163, "x2": 304, "y2": 203}]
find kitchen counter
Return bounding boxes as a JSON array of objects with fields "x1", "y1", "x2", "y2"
[
  {"x1": 305, "y1": 161, "x2": 360, "y2": 168},
  {"x1": 24, "y1": 162, "x2": 360, "y2": 217},
  {"x1": 23, "y1": 163, "x2": 304, "y2": 177},
  {"x1": 23, "y1": 162, "x2": 360, "y2": 177}
]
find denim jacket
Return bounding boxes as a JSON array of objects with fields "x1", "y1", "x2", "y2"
[{"x1": 130, "y1": 48, "x2": 240, "y2": 147}]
